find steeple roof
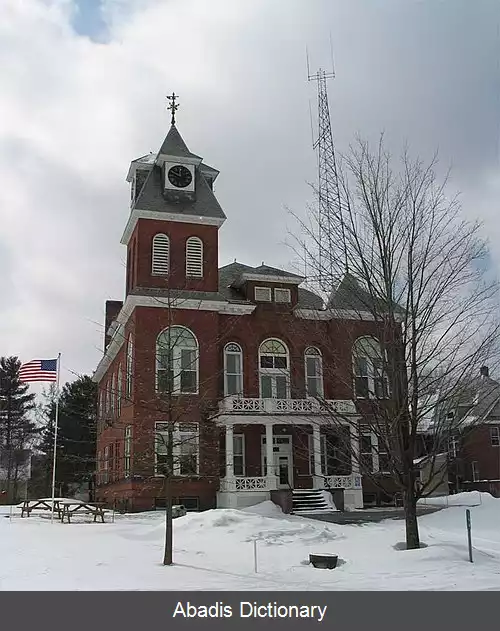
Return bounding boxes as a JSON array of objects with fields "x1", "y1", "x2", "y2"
[{"x1": 158, "y1": 124, "x2": 202, "y2": 161}]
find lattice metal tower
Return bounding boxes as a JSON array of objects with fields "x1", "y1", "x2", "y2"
[{"x1": 308, "y1": 58, "x2": 348, "y2": 290}]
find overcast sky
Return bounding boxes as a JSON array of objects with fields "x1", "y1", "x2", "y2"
[{"x1": 1, "y1": 0, "x2": 499, "y2": 389}]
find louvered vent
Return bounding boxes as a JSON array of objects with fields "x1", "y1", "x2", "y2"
[
  {"x1": 186, "y1": 237, "x2": 203, "y2": 278},
  {"x1": 152, "y1": 234, "x2": 170, "y2": 275}
]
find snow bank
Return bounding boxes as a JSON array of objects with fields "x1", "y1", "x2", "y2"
[{"x1": 241, "y1": 501, "x2": 284, "y2": 517}]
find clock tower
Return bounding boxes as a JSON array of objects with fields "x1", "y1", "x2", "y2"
[{"x1": 121, "y1": 94, "x2": 226, "y2": 296}]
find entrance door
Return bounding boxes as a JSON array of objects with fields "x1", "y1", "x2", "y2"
[{"x1": 261, "y1": 435, "x2": 293, "y2": 489}]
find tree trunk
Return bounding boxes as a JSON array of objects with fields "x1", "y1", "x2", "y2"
[
  {"x1": 163, "y1": 476, "x2": 173, "y2": 565},
  {"x1": 403, "y1": 486, "x2": 420, "y2": 549}
]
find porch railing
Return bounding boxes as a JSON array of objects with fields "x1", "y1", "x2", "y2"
[
  {"x1": 220, "y1": 477, "x2": 272, "y2": 492},
  {"x1": 219, "y1": 397, "x2": 356, "y2": 415}
]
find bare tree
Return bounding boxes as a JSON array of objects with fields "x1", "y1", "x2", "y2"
[
  {"x1": 291, "y1": 136, "x2": 500, "y2": 548},
  {"x1": 94, "y1": 280, "x2": 238, "y2": 565}
]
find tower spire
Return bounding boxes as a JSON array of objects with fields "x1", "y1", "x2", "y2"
[{"x1": 166, "y1": 92, "x2": 179, "y2": 126}]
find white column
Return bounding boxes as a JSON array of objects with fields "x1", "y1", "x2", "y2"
[
  {"x1": 265, "y1": 423, "x2": 274, "y2": 478},
  {"x1": 225, "y1": 424, "x2": 234, "y2": 479},
  {"x1": 313, "y1": 424, "x2": 322, "y2": 478}
]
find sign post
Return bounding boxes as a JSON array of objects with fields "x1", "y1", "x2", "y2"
[{"x1": 466, "y1": 509, "x2": 473, "y2": 563}]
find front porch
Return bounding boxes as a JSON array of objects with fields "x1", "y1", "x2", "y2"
[{"x1": 216, "y1": 397, "x2": 364, "y2": 511}]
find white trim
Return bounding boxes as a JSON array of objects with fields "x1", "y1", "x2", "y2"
[
  {"x1": 217, "y1": 413, "x2": 361, "y2": 426},
  {"x1": 121, "y1": 210, "x2": 225, "y2": 246},
  {"x1": 158, "y1": 154, "x2": 202, "y2": 166},
  {"x1": 92, "y1": 294, "x2": 255, "y2": 383},
  {"x1": 295, "y1": 308, "x2": 405, "y2": 322},
  {"x1": 239, "y1": 273, "x2": 303, "y2": 285}
]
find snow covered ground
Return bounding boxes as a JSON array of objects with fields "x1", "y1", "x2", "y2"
[{"x1": 1, "y1": 492, "x2": 499, "y2": 590}]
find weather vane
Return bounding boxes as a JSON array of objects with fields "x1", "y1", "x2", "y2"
[{"x1": 166, "y1": 92, "x2": 179, "y2": 125}]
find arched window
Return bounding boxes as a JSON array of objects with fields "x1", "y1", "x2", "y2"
[
  {"x1": 151, "y1": 233, "x2": 170, "y2": 275},
  {"x1": 125, "y1": 334, "x2": 133, "y2": 399},
  {"x1": 259, "y1": 338, "x2": 290, "y2": 399},
  {"x1": 353, "y1": 336, "x2": 389, "y2": 399},
  {"x1": 156, "y1": 326, "x2": 199, "y2": 394},
  {"x1": 186, "y1": 236, "x2": 203, "y2": 278},
  {"x1": 224, "y1": 343, "x2": 243, "y2": 396},
  {"x1": 117, "y1": 364, "x2": 122, "y2": 417},
  {"x1": 305, "y1": 347, "x2": 323, "y2": 398}
]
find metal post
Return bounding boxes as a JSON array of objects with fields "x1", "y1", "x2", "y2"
[
  {"x1": 253, "y1": 539, "x2": 258, "y2": 573},
  {"x1": 466, "y1": 509, "x2": 473, "y2": 563},
  {"x1": 50, "y1": 353, "x2": 62, "y2": 523}
]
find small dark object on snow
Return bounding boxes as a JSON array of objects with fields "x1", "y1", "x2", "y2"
[{"x1": 309, "y1": 553, "x2": 338, "y2": 569}]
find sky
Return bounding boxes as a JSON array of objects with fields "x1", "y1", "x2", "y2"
[{"x1": 1, "y1": 0, "x2": 499, "y2": 389}]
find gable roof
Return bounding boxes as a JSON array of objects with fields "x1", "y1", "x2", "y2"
[
  {"x1": 217, "y1": 262, "x2": 323, "y2": 309},
  {"x1": 328, "y1": 272, "x2": 405, "y2": 315}
]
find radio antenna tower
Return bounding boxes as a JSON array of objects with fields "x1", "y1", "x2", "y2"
[{"x1": 307, "y1": 41, "x2": 348, "y2": 292}]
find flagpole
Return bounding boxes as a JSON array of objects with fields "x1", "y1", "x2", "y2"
[{"x1": 50, "y1": 353, "x2": 62, "y2": 523}]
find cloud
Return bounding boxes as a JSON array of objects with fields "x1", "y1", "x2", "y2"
[{"x1": 0, "y1": 0, "x2": 499, "y2": 386}]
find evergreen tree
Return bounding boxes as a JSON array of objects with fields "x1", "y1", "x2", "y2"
[
  {"x1": 38, "y1": 375, "x2": 97, "y2": 497},
  {"x1": 0, "y1": 356, "x2": 37, "y2": 502}
]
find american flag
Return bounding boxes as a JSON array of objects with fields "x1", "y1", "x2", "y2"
[{"x1": 19, "y1": 358, "x2": 58, "y2": 383}]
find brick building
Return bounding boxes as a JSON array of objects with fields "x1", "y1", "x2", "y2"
[
  {"x1": 446, "y1": 366, "x2": 500, "y2": 497},
  {"x1": 93, "y1": 117, "x2": 397, "y2": 512}
]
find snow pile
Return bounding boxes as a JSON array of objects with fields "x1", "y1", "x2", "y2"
[{"x1": 2, "y1": 495, "x2": 500, "y2": 590}]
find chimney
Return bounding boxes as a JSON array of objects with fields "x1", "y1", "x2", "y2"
[
  {"x1": 104, "y1": 300, "x2": 123, "y2": 351},
  {"x1": 480, "y1": 366, "x2": 489, "y2": 378}
]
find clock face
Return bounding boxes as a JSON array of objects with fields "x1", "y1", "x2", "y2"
[{"x1": 167, "y1": 165, "x2": 193, "y2": 188}]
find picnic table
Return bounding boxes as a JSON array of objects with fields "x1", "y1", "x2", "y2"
[
  {"x1": 60, "y1": 501, "x2": 106, "y2": 524},
  {"x1": 19, "y1": 498, "x2": 107, "y2": 523},
  {"x1": 19, "y1": 498, "x2": 64, "y2": 519}
]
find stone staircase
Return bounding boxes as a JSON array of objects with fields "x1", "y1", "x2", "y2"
[{"x1": 292, "y1": 489, "x2": 337, "y2": 515}]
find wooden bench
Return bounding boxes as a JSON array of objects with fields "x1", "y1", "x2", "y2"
[{"x1": 60, "y1": 501, "x2": 106, "y2": 524}]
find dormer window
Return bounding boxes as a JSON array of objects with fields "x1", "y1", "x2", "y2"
[
  {"x1": 254, "y1": 287, "x2": 271, "y2": 302},
  {"x1": 274, "y1": 288, "x2": 291, "y2": 303}
]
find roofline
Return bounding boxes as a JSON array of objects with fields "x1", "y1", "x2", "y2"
[
  {"x1": 232, "y1": 273, "x2": 304, "y2": 287},
  {"x1": 93, "y1": 294, "x2": 256, "y2": 382}
]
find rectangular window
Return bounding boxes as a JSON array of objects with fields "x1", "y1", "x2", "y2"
[
  {"x1": 378, "y1": 449, "x2": 390, "y2": 474},
  {"x1": 471, "y1": 461, "x2": 479, "y2": 482},
  {"x1": 225, "y1": 352, "x2": 243, "y2": 396},
  {"x1": 155, "y1": 422, "x2": 199, "y2": 477},
  {"x1": 360, "y1": 434, "x2": 374, "y2": 473},
  {"x1": 254, "y1": 287, "x2": 271, "y2": 302},
  {"x1": 308, "y1": 434, "x2": 327, "y2": 475},
  {"x1": 114, "y1": 440, "x2": 120, "y2": 480},
  {"x1": 372, "y1": 358, "x2": 389, "y2": 398},
  {"x1": 274, "y1": 288, "x2": 291, "y2": 303},
  {"x1": 233, "y1": 434, "x2": 245, "y2": 476},
  {"x1": 448, "y1": 435, "x2": 459, "y2": 458},
  {"x1": 354, "y1": 358, "x2": 369, "y2": 398},
  {"x1": 124, "y1": 426, "x2": 132, "y2": 477},
  {"x1": 103, "y1": 446, "x2": 110, "y2": 484},
  {"x1": 306, "y1": 356, "x2": 323, "y2": 398},
  {"x1": 491, "y1": 427, "x2": 500, "y2": 447}
]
